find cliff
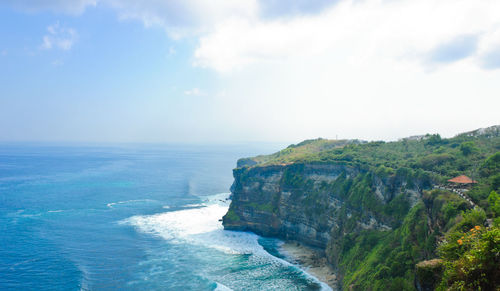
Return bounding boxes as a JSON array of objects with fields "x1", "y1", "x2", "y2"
[
  {"x1": 223, "y1": 126, "x2": 500, "y2": 290},
  {"x1": 224, "y1": 163, "x2": 419, "y2": 247}
]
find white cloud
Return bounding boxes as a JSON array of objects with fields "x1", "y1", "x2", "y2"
[
  {"x1": 4, "y1": 0, "x2": 97, "y2": 14},
  {"x1": 6, "y1": 0, "x2": 259, "y2": 38},
  {"x1": 184, "y1": 88, "x2": 204, "y2": 96},
  {"x1": 51, "y1": 59, "x2": 64, "y2": 66},
  {"x1": 9, "y1": 0, "x2": 500, "y2": 68},
  {"x1": 104, "y1": 0, "x2": 258, "y2": 38},
  {"x1": 41, "y1": 23, "x2": 78, "y2": 51},
  {"x1": 194, "y1": 0, "x2": 500, "y2": 72},
  {"x1": 189, "y1": 0, "x2": 500, "y2": 141}
]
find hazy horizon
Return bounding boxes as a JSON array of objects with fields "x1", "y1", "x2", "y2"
[
  {"x1": 1, "y1": 0, "x2": 499, "y2": 143},
  {"x1": 0, "y1": 124, "x2": 497, "y2": 146}
]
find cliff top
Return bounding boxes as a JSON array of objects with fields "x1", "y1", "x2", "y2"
[
  {"x1": 237, "y1": 138, "x2": 364, "y2": 168},
  {"x1": 237, "y1": 125, "x2": 500, "y2": 182}
]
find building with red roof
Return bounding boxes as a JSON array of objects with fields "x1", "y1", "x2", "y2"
[{"x1": 447, "y1": 175, "x2": 477, "y2": 184}]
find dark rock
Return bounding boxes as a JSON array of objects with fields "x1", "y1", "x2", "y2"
[{"x1": 415, "y1": 259, "x2": 444, "y2": 291}]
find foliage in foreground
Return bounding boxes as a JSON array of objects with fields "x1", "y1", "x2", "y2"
[{"x1": 438, "y1": 224, "x2": 500, "y2": 290}]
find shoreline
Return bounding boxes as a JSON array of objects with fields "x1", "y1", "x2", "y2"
[{"x1": 279, "y1": 241, "x2": 338, "y2": 290}]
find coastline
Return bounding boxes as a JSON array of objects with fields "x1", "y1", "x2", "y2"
[{"x1": 280, "y1": 241, "x2": 338, "y2": 290}]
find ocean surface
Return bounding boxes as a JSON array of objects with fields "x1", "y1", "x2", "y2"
[{"x1": 0, "y1": 143, "x2": 330, "y2": 290}]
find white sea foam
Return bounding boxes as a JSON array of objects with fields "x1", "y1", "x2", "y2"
[
  {"x1": 76, "y1": 262, "x2": 91, "y2": 291},
  {"x1": 123, "y1": 193, "x2": 332, "y2": 291},
  {"x1": 214, "y1": 282, "x2": 234, "y2": 291},
  {"x1": 122, "y1": 193, "x2": 262, "y2": 255},
  {"x1": 106, "y1": 199, "x2": 156, "y2": 208},
  {"x1": 181, "y1": 203, "x2": 205, "y2": 208},
  {"x1": 125, "y1": 203, "x2": 227, "y2": 241},
  {"x1": 9, "y1": 258, "x2": 38, "y2": 270}
]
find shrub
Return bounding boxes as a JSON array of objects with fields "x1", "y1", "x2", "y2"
[
  {"x1": 481, "y1": 152, "x2": 500, "y2": 177},
  {"x1": 459, "y1": 141, "x2": 477, "y2": 156},
  {"x1": 438, "y1": 226, "x2": 500, "y2": 290},
  {"x1": 488, "y1": 191, "x2": 500, "y2": 216},
  {"x1": 223, "y1": 209, "x2": 240, "y2": 222}
]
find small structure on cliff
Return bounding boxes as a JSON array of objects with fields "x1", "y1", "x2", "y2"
[{"x1": 447, "y1": 175, "x2": 477, "y2": 188}]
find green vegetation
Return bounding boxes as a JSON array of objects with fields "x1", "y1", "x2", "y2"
[
  {"x1": 269, "y1": 158, "x2": 499, "y2": 290},
  {"x1": 437, "y1": 225, "x2": 500, "y2": 290},
  {"x1": 244, "y1": 202, "x2": 275, "y2": 213},
  {"x1": 224, "y1": 209, "x2": 240, "y2": 222},
  {"x1": 330, "y1": 202, "x2": 434, "y2": 290},
  {"x1": 489, "y1": 191, "x2": 500, "y2": 219},
  {"x1": 241, "y1": 127, "x2": 500, "y2": 215},
  {"x1": 239, "y1": 138, "x2": 361, "y2": 166},
  {"x1": 243, "y1": 132, "x2": 498, "y2": 184},
  {"x1": 235, "y1": 126, "x2": 500, "y2": 289}
]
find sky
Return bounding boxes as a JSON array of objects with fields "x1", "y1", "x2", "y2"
[{"x1": 0, "y1": 0, "x2": 499, "y2": 144}]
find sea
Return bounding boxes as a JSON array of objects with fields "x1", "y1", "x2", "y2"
[{"x1": 0, "y1": 143, "x2": 331, "y2": 290}]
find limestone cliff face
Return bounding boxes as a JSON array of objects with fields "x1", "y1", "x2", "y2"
[{"x1": 223, "y1": 162, "x2": 427, "y2": 251}]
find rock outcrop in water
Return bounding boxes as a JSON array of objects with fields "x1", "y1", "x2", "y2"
[{"x1": 222, "y1": 127, "x2": 500, "y2": 290}]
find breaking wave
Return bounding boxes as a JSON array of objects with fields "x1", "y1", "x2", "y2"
[{"x1": 122, "y1": 193, "x2": 332, "y2": 290}]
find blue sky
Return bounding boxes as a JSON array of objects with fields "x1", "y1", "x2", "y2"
[{"x1": 1, "y1": 0, "x2": 499, "y2": 143}]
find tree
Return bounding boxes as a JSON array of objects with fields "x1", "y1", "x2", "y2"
[
  {"x1": 459, "y1": 142, "x2": 477, "y2": 156},
  {"x1": 426, "y1": 134, "x2": 443, "y2": 146},
  {"x1": 488, "y1": 191, "x2": 500, "y2": 216}
]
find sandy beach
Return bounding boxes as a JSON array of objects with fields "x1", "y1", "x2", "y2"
[{"x1": 280, "y1": 241, "x2": 338, "y2": 290}]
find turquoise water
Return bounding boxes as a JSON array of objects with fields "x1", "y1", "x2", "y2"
[{"x1": 0, "y1": 144, "x2": 329, "y2": 290}]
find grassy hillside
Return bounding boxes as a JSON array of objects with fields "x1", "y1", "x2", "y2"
[{"x1": 237, "y1": 138, "x2": 363, "y2": 167}]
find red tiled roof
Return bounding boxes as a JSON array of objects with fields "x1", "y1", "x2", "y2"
[{"x1": 447, "y1": 175, "x2": 477, "y2": 184}]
